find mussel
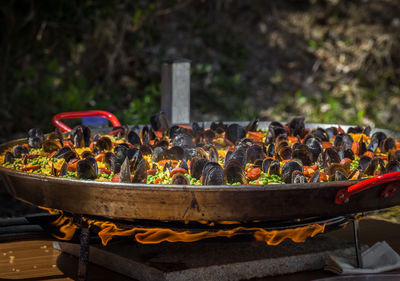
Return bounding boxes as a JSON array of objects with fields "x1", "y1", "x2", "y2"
[
  {"x1": 77, "y1": 157, "x2": 98, "y2": 179},
  {"x1": 28, "y1": 128, "x2": 44, "y2": 148},
  {"x1": 224, "y1": 160, "x2": 246, "y2": 184},
  {"x1": 202, "y1": 162, "x2": 226, "y2": 185},
  {"x1": 281, "y1": 160, "x2": 303, "y2": 184}
]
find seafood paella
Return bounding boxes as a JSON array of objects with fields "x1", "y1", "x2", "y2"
[{"x1": 1, "y1": 115, "x2": 400, "y2": 186}]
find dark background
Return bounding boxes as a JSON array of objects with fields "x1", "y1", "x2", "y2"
[{"x1": 1, "y1": 0, "x2": 400, "y2": 217}]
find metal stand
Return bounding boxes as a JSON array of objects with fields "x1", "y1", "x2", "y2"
[
  {"x1": 352, "y1": 219, "x2": 363, "y2": 268},
  {"x1": 78, "y1": 217, "x2": 90, "y2": 281}
]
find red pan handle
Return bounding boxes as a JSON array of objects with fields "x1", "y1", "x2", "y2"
[
  {"x1": 52, "y1": 110, "x2": 121, "y2": 132},
  {"x1": 335, "y1": 171, "x2": 400, "y2": 204}
]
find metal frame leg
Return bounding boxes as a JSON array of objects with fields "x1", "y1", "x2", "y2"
[
  {"x1": 352, "y1": 219, "x2": 363, "y2": 268},
  {"x1": 78, "y1": 217, "x2": 90, "y2": 281}
]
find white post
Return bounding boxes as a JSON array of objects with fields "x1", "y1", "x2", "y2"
[{"x1": 161, "y1": 58, "x2": 191, "y2": 124}]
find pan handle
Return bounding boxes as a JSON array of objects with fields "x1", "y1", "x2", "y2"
[
  {"x1": 52, "y1": 110, "x2": 121, "y2": 132},
  {"x1": 335, "y1": 171, "x2": 400, "y2": 204}
]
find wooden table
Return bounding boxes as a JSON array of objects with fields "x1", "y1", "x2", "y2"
[{"x1": 1, "y1": 219, "x2": 399, "y2": 281}]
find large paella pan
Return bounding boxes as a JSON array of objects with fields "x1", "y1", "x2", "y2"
[{"x1": 1, "y1": 111, "x2": 400, "y2": 222}]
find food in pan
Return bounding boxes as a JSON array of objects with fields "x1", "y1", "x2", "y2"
[{"x1": 1, "y1": 115, "x2": 400, "y2": 185}]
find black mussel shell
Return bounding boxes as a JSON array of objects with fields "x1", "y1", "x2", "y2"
[
  {"x1": 210, "y1": 121, "x2": 226, "y2": 134},
  {"x1": 385, "y1": 160, "x2": 400, "y2": 174},
  {"x1": 13, "y1": 145, "x2": 29, "y2": 158},
  {"x1": 325, "y1": 127, "x2": 338, "y2": 139},
  {"x1": 363, "y1": 157, "x2": 385, "y2": 176},
  {"x1": 381, "y1": 137, "x2": 396, "y2": 153},
  {"x1": 236, "y1": 138, "x2": 253, "y2": 151},
  {"x1": 4, "y1": 152, "x2": 15, "y2": 164},
  {"x1": 288, "y1": 117, "x2": 305, "y2": 138},
  {"x1": 389, "y1": 150, "x2": 400, "y2": 162},
  {"x1": 291, "y1": 170, "x2": 305, "y2": 184},
  {"x1": 119, "y1": 157, "x2": 131, "y2": 183},
  {"x1": 358, "y1": 155, "x2": 372, "y2": 173},
  {"x1": 71, "y1": 126, "x2": 85, "y2": 148},
  {"x1": 150, "y1": 112, "x2": 170, "y2": 132},
  {"x1": 208, "y1": 145, "x2": 219, "y2": 162},
  {"x1": 200, "y1": 129, "x2": 216, "y2": 144},
  {"x1": 95, "y1": 136, "x2": 113, "y2": 151},
  {"x1": 140, "y1": 144, "x2": 153, "y2": 156},
  {"x1": 225, "y1": 124, "x2": 246, "y2": 145},
  {"x1": 168, "y1": 146, "x2": 186, "y2": 161},
  {"x1": 309, "y1": 169, "x2": 320, "y2": 183},
  {"x1": 224, "y1": 160, "x2": 246, "y2": 184},
  {"x1": 335, "y1": 170, "x2": 348, "y2": 181},
  {"x1": 195, "y1": 147, "x2": 209, "y2": 159},
  {"x1": 277, "y1": 146, "x2": 292, "y2": 161},
  {"x1": 114, "y1": 146, "x2": 142, "y2": 173},
  {"x1": 334, "y1": 134, "x2": 353, "y2": 150},
  {"x1": 291, "y1": 144, "x2": 313, "y2": 166},
  {"x1": 327, "y1": 164, "x2": 348, "y2": 181},
  {"x1": 132, "y1": 158, "x2": 147, "y2": 183},
  {"x1": 230, "y1": 148, "x2": 247, "y2": 168},
  {"x1": 305, "y1": 138, "x2": 323, "y2": 162},
  {"x1": 281, "y1": 160, "x2": 303, "y2": 184},
  {"x1": 347, "y1": 126, "x2": 363, "y2": 134},
  {"x1": 325, "y1": 147, "x2": 341, "y2": 164},
  {"x1": 179, "y1": 159, "x2": 189, "y2": 171},
  {"x1": 268, "y1": 160, "x2": 281, "y2": 176},
  {"x1": 267, "y1": 143, "x2": 275, "y2": 157},
  {"x1": 81, "y1": 150, "x2": 94, "y2": 159},
  {"x1": 104, "y1": 152, "x2": 116, "y2": 172},
  {"x1": 169, "y1": 125, "x2": 193, "y2": 140},
  {"x1": 51, "y1": 164, "x2": 58, "y2": 176},
  {"x1": 371, "y1": 132, "x2": 387, "y2": 148},
  {"x1": 358, "y1": 136, "x2": 367, "y2": 156},
  {"x1": 77, "y1": 158, "x2": 97, "y2": 180},
  {"x1": 367, "y1": 137, "x2": 379, "y2": 153},
  {"x1": 141, "y1": 126, "x2": 150, "y2": 145},
  {"x1": 190, "y1": 157, "x2": 208, "y2": 180},
  {"x1": 312, "y1": 128, "x2": 329, "y2": 142},
  {"x1": 127, "y1": 130, "x2": 142, "y2": 147},
  {"x1": 343, "y1": 148, "x2": 355, "y2": 160},
  {"x1": 71, "y1": 125, "x2": 91, "y2": 147},
  {"x1": 223, "y1": 150, "x2": 233, "y2": 168},
  {"x1": 59, "y1": 162, "x2": 68, "y2": 177},
  {"x1": 152, "y1": 147, "x2": 166, "y2": 162},
  {"x1": 173, "y1": 134, "x2": 194, "y2": 149},
  {"x1": 192, "y1": 122, "x2": 204, "y2": 138},
  {"x1": 246, "y1": 145, "x2": 264, "y2": 164},
  {"x1": 28, "y1": 128, "x2": 44, "y2": 148},
  {"x1": 202, "y1": 162, "x2": 226, "y2": 185},
  {"x1": 363, "y1": 126, "x2": 372, "y2": 137},
  {"x1": 261, "y1": 158, "x2": 273, "y2": 174},
  {"x1": 253, "y1": 159, "x2": 264, "y2": 168},
  {"x1": 171, "y1": 173, "x2": 190, "y2": 185},
  {"x1": 54, "y1": 146, "x2": 76, "y2": 162},
  {"x1": 246, "y1": 117, "x2": 259, "y2": 132},
  {"x1": 42, "y1": 139, "x2": 62, "y2": 153}
]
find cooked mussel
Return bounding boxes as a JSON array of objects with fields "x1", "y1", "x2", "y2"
[
  {"x1": 190, "y1": 157, "x2": 208, "y2": 180},
  {"x1": 225, "y1": 124, "x2": 246, "y2": 145},
  {"x1": 28, "y1": 128, "x2": 44, "y2": 148},
  {"x1": 224, "y1": 160, "x2": 246, "y2": 184},
  {"x1": 202, "y1": 162, "x2": 226, "y2": 185},
  {"x1": 53, "y1": 146, "x2": 77, "y2": 162},
  {"x1": 13, "y1": 145, "x2": 29, "y2": 158},
  {"x1": 281, "y1": 160, "x2": 303, "y2": 184},
  {"x1": 246, "y1": 144, "x2": 264, "y2": 164},
  {"x1": 42, "y1": 139, "x2": 62, "y2": 153},
  {"x1": 77, "y1": 157, "x2": 98, "y2": 179}
]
